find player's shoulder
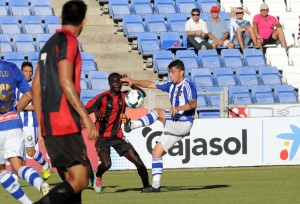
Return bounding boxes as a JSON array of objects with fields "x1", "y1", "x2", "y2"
[{"x1": 0, "y1": 60, "x2": 19, "y2": 72}]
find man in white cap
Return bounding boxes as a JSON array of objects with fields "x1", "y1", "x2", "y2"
[{"x1": 253, "y1": 3, "x2": 287, "y2": 49}]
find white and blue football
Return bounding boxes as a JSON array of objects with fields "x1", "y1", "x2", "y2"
[{"x1": 125, "y1": 90, "x2": 144, "y2": 108}]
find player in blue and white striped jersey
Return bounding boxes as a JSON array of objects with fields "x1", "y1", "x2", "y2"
[
  {"x1": 16, "y1": 62, "x2": 51, "y2": 181},
  {"x1": 121, "y1": 59, "x2": 197, "y2": 192}
]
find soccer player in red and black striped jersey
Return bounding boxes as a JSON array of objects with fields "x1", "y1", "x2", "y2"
[
  {"x1": 85, "y1": 73, "x2": 151, "y2": 193},
  {"x1": 32, "y1": 1, "x2": 98, "y2": 203}
]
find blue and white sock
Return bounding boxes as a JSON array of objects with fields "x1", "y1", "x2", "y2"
[
  {"x1": 32, "y1": 150, "x2": 49, "y2": 170},
  {"x1": 0, "y1": 170, "x2": 32, "y2": 204},
  {"x1": 152, "y1": 157, "x2": 163, "y2": 189},
  {"x1": 18, "y1": 166, "x2": 43, "y2": 191},
  {"x1": 132, "y1": 110, "x2": 159, "y2": 129}
]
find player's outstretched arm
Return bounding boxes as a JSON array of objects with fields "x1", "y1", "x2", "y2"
[{"x1": 120, "y1": 76, "x2": 156, "y2": 89}]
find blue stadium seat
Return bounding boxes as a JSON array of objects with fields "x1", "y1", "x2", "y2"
[
  {"x1": 200, "y1": 12, "x2": 210, "y2": 21},
  {"x1": 160, "y1": 31, "x2": 182, "y2": 50},
  {"x1": 144, "y1": 14, "x2": 167, "y2": 37},
  {"x1": 81, "y1": 52, "x2": 97, "y2": 74},
  {"x1": 274, "y1": 84, "x2": 298, "y2": 103},
  {"x1": 13, "y1": 34, "x2": 36, "y2": 53},
  {"x1": 27, "y1": 52, "x2": 39, "y2": 65},
  {"x1": 44, "y1": 16, "x2": 61, "y2": 33},
  {"x1": 87, "y1": 70, "x2": 109, "y2": 90},
  {"x1": 122, "y1": 15, "x2": 145, "y2": 39},
  {"x1": 35, "y1": 33, "x2": 52, "y2": 50},
  {"x1": 235, "y1": 67, "x2": 259, "y2": 87},
  {"x1": 154, "y1": 0, "x2": 177, "y2": 17},
  {"x1": 228, "y1": 86, "x2": 252, "y2": 105},
  {"x1": 0, "y1": 34, "x2": 14, "y2": 52},
  {"x1": 175, "y1": 50, "x2": 199, "y2": 74},
  {"x1": 219, "y1": 11, "x2": 230, "y2": 30},
  {"x1": 137, "y1": 32, "x2": 160, "y2": 56},
  {"x1": 80, "y1": 78, "x2": 88, "y2": 90},
  {"x1": 220, "y1": 49, "x2": 243, "y2": 67},
  {"x1": 198, "y1": 49, "x2": 221, "y2": 68},
  {"x1": 243, "y1": 48, "x2": 266, "y2": 67},
  {"x1": 198, "y1": 1, "x2": 219, "y2": 13},
  {"x1": 166, "y1": 14, "x2": 187, "y2": 35},
  {"x1": 2, "y1": 52, "x2": 25, "y2": 69},
  {"x1": 30, "y1": 0, "x2": 54, "y2": 16},
  {"x1": 191, "y1": 68, "x2": 214, "y2": 88},
  {"x1": 152, "y1": 50, "x2": 173, "y2": 76},
  {"x1": 8, "y1": 0, "x2": 31, "y2": 17},
  {"x1": 131, "y1": 0, "x2": 153, "y2": 17},
  {"x1": 108, "y1": 0, "x2": 131, "y2": 20},
  {"x1": 21, "y1": 16, "x2": 44, "y2": 34},
  {"x1": 0, "y1": 0, "x2": 8, "y2": 16},
  {"x1": 206, "y1": 86, "x2": 224, "y2": 107},
  {"x1": 196, "y1": 86, "x2": 208, "y2": 108},
  {"x1": 0, "y1": 16, "x2": 21, "y2": 34},
  {"x1": 258, "y1": 66, "x2": 282, "y2": 86},
  {"x1": 251, "y1": 85, "x2": 275, "y2": 104},
  {"x1": 175, "y1": 0, "x2": 197, "y2": 17},
  {"x1": 213, "y1": 67, "x2": 237, "y2": 87},
  {"x1": 80, "y1": 89, "x2": 103, "y2": 105}
]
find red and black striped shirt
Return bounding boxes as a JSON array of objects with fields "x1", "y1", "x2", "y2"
[{"x1": 85, "y1": 90, "x2": 127, "y2": 138}]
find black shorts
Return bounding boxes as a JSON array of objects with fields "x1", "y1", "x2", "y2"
[
  {"x1": 263, "y1": 35, "x2": 277, "y2": 45},
  {"x1": 44, "y1": 133, "x2": 88, "y2": 168},
  {"x1": 95, "y1": 137, "x2": 135, "y2": 156}
]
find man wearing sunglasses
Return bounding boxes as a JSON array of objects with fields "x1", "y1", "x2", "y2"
[
  {"x1": 230, "y1": 7, "x2": 260, "y2": 50},
  {"x1": 185, "y1": 8, "x2": 212, "y2": 50}
]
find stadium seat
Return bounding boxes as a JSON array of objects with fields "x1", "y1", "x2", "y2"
[
  {"x1": 220, "y1": 0, "x2": 242, "y2": 12},
  {"x1": 198, "y1": 1, "x2": 219, "y2": 13},
  {"x1": 228, "y1": 86, "x2": 252, "y2": 104},
  {"x1": 235, "y1": 67, "x2": 259, "y2": 87},
  {"x1": 282, "y1": 66, "x2": 300, "y2": 88},
  {"x1": 251, "y1": 85, "x2": 275, "y2": 104},
  {"x1": 2, "y1": 52, "x2": 25, "y2": 69},
  {"x1": 13, "y1": 34, "x2": 36, "y2": 53},
  {"x1": 80, "y1": 78, "x2": 88, "y2": 90},
  {"x1": 175, "y1": 50, "x2": 199, "y2": 74},
  {"x1": 206, "y1": 86, "x2": 224, "y2": 107},
  {"x1": 35, "y1": 33, "x2": 52, "y2": 51},
  {"x1": 44, "y1": 16, "x2": 61, "y2": 33},
  {"x1": 243, "y1": 48, "x2": 266, "y2": 67},
  {"x1": 279, "y1": 12, "x2": 299, "y2": 45},
  {"x1": 287, "y1": 48, "x2": 300, "y2": 66},
  {"x1": 81, "y1": 52, "x2": 98, "y2": 74},
  {"x1": 220, "y1": 49, "x2": 243, "y2": 67},
  {"x1": 0, "y1": 0, "x2": 8, "y2": 16},
  {"x1": 274, "y1": 84, "x2": 298, "y2": 103},
  {"x1": 191, "y1": 68, "x2": 214, "y2": 89},
  {"x1": 175, "y1": 0, "x2": 197, "y2": 17},
  {"x1": 264, "y1": 0, "x2": 287, "y2": 17},
  {"x1": 243, "y1": 0, "x2": 263, "y2": 14},
  {"x1": 198, "y1": 49, "x2": 221, "y2": 68},
  {"x1": 258, "y1": 66, "x2": 282, "y2": 86},
  {"x1": 21, "y1": 16, "x2": 44, "y2": 34},
  {"x1": 196, "y1": 86, "x2": 208, "y2": 108},
  {"x1": 108, "y1": 0, "x2": 131, "y2": 20},
  {"x1": 213, "y1": 67, "x2": 237, "y2": 87},
  {"x1": 131, "y1": 0, "x2": 153, "y2": 17},
  {"x1": 80, "y1": 89, "x2": 103, "y2": 105},
  {"x1": 287, "y1": 0, "x2": 300, "y2": 13},
  {"x1": 200, "y1": 12, "x2": 211, "y2": 21},
  {"x1": 166, "y1": 14, "x2": 187, "y2": 35},
  {"x1": 122, "y1": 15, "x2": 145, "y2": 39},
  {"x1": 0, "y1": 16, "x2": 21, "y2": 34},
  {"x1": 160, "y1": 31, "x2": 182, "y2": 50},
  {"x1": 0, "y1": 34, "x2": 14, "y2": 52},
  {"x1": 27, "y1": 52, "x2": 39, "y2": 65},
  {"x1": 154, "y1": 0, "x2": 177, "y2": 17},
  {"x1": 137, "y1": 32, "x2": 160, "y2": 56},
  {"x1": 144, "y1": 14, "x2": 167, "y2": 36},
  {"x1": 152, "y1": 50, "x2": 174, "y2": 76},
  {"x1": 30, "y1": 0, "x2": 54, "y2": 16},
  {"x1": 219, "y1": 11, "x2": 230, "y2": 30},
  {"x1": 265, "y1": 48, "x2": 289, "y2": 71},
  {"x1": 8, "y1": 0, "x2": 31, "y2": 17},
  {"x1": 87, "y1": 70, "x2": 109, "y2": 90}
]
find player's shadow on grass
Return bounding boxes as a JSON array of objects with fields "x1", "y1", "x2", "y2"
[{"x1": 115, "y1": 184, "x2": 230, "y2": 193}]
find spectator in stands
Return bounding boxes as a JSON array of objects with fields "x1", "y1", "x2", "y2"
[
  {"x1": 253, "y1": 3, "x2": 287, "y2": 49},
  {"x1": 230, "y1": 7, "x2": 261, "y2": 50},
  {"x1": 207, "y1": 6, "x2": 234, "y2": 49},
  {"x1": 185, "y1": 8, "x2": 212, "y2": 50}
]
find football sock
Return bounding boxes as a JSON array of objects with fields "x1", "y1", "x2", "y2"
[
  {"x1": 0, "y1": 170, "x2": 32, "y2": 204},
  {"x1": 34, "y1": 181, "x2": 75, "y2": 204},
  {"x1": 152, "y1": 157, "x2": 163, "y2": 189},
  {"x1": 18, "y1": 166, "x2": 43, "y2": 191},
  {"x1": 32, "y1": 150, "x2": 50, "y2": 170},
  {"x1": 132, "y1": 110, "x2": 159, "y2": 129}
]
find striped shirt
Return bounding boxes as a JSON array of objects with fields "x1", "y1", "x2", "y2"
[{"x1": 156, "y1": 79, "x2": 197, "y2": 123}]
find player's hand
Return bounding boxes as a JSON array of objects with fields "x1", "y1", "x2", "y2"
[
  {"x1": 82, "y1": 117, "x2": 99, "y2": 141},
  {"x1": 121, "y1": 74, "x2": 129, "y2": 86},
  {"x1": 120, "y1": 76, "x2": 133, "y2": 86},
  {"x1": 94, "y1": 109, "x2": 103, "y2": 123},
  {"x1": 245, "y1": 10, "x2": 250, "y2": 15},
  {"x1": 170, "y1": 107, "x2": 180, "y2": 116}
]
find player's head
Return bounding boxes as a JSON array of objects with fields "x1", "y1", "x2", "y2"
[
  {"x1": 168, "y1": 59, "x2": 185, "y2": 84},
  {"x1": 21, "y1": 61, "x2": 33, "y2": 82},
  {"x1": 61, "y1": 0, "x2": 87, "y2": 36},
  {"x1": 235, "y1": 7, "x2": 244, "y2": 20},
  {"x1": 108, "y1": 72, "x2": 122, "y2": 94}
]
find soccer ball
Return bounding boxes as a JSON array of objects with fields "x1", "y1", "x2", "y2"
[{"x1": 125, "y1": 90, "x2": 144, "y2": 108}]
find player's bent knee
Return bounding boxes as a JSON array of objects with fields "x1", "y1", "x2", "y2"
[{"x1": 26, "y1": 148, "x2": 36, "y2": 157}]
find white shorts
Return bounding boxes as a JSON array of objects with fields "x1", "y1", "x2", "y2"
[
  {"x1": 0, "y1": 128, "x2": 25, "y2": 164},
  {"x1": 23, "y1": 126, "x2": 38, "y2": 148},
  {"x1": 158, "y1": 120, "x2": 193, "y2": 151}
]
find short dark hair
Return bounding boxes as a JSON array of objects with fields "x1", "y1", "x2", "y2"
[
  {"x1": 108, "y1": 72, "x2": 121, "y2": 83},
  {"x1": 191, "y1": 8, "x2": 200, "y2": 14},
  {"x1": 168, "y1": 59, "x2": 185, "y2": 71},
  {"x1": 21, "y1": 61, "x2": 33, "y2": 71},
  {"x1": 61, "y1": 0, "x2": 87, "y2": 26}
]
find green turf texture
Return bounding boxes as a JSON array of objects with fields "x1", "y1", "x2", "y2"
[{"x1": 1, "y1": 166, "x2": 300, "y2": 204}]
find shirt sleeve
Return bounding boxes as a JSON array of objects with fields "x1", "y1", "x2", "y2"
[
  {"x1": 221, "y1": 20, "x2": 228, "y2": 34},
  {"x1": 155, "y1": 81, "x2": 172, "y2": 92},
  {"x1": 57, "y1": 32, "x2": 79, "y2": 63},
  {"x1": 185, "y1": 20, "x2": 190, "y2": 31},
  {"x1": 253, "y1": 15, "x2": 259, "y2": 24}
]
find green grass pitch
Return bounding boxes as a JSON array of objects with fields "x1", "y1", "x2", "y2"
[{"x1": 1, "y1": 166, "x2": 300, "y2": 204}]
